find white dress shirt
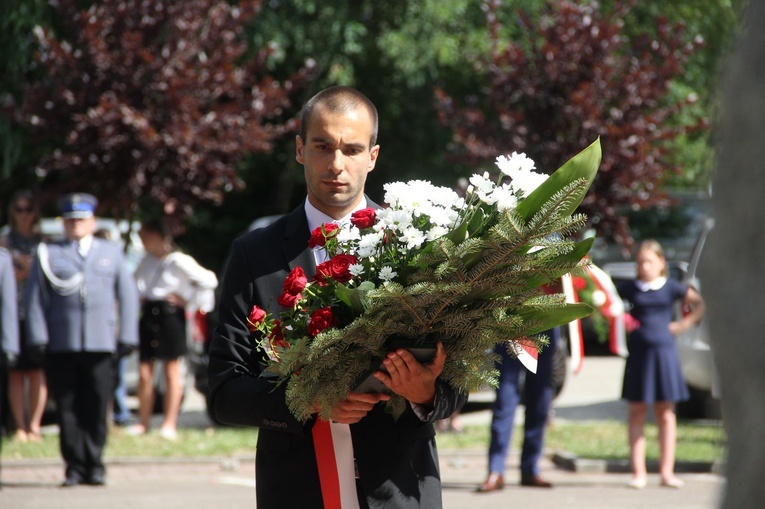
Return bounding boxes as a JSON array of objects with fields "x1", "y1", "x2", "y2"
[{"x1": 134, "y1": 251, "x2": 218, "y2": 312}]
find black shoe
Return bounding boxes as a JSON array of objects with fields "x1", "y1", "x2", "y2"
[
  {"x1": 61, "y1": 476, "x2": 81, "y2": 487},
  {"x1": 84, "y1": 473, "x2": 106, "y2": 486},
  {"x1": 520, "y1": 474, "x2": 553, "y2": 488}
]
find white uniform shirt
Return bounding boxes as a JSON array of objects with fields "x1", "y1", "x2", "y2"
[{"x1": 134, "y1": 251, "x2": 218, "y2": 312}]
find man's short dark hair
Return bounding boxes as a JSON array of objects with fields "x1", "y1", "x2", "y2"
[{"x1": 300, "y1": 86, "x2": 379, "y2": 147}]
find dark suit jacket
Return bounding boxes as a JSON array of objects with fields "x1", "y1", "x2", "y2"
[{"x1": 208, "y1": 201, "x2": 467, "y2": 508}]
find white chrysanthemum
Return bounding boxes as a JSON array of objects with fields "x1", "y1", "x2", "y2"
[
  {"x1": 384, "y1": 180, "x2": 434, "y2": 211},
  {"x1": 469, "y1": 172, "x2": 499, "y2": 205},
  {"x1": 401, "y1": 226, "x2": 427, "y2": 250},
  {"x1": 379, "y1": 266, "x2": 397, "y2": 282},
  {"x1": 337, "y1": 225, "x2": 360, "y2": 243},
  {"x1": 426, "y1": 225, "x2": 449, "y2": 241},
  {"x1": 376, "y1": 208, "x2": 412, "y2": 232},
  {"x1": 510, "y1": 169, "x2": 548, "y2": 198},
  {"x1": 491, "y1": 185, "x2": 519, "y2": 212},
  {"x1": 382, "y1": 181, "x2": 409, "y2": 207},
  {"x1": 426, "y1": 185, "x2": 463, "y2": 209},
  {"x1": 469, "y1": 172, "x2": 495, "y2": 194},
  {"x1": 349, "y1": 264, "x2": 365, "y2": 277},
  {"x1": 357, "y1": 231, "x2": 383, "y2": 259},
  {"x1": 475, "y1": 190, "x2": 499, "y2": 206},
  {"x1": 495, "y1": 152, "x2": 536, "y2": 176},
  {"x1": 420, "y1": 204, "x2": 456, "y2": 228}
]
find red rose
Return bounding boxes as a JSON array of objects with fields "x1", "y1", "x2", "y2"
[
  {"x1": 269, "y1": 320, "x2": 289, "y2": 349},
  {"x1": 350, "y1": 208, "x2": 377, "y2": 229},
  {"x1": 308, "y1": 222, "x2": 340, "y2": 248},
  {"x1": 308, "y1": 306, "x2": 338, "y2": 337},
  {"x1": 247, "y1": 306, "x2": 267, "y2": 332},
  {"x1": 282, "y1": 266, "x2": 308, "y2": 294},
  {"x1": 314, "y1": 253, "x2": 357, "y2": 284},
  {"x1": 278, "y1": 290, "x2": 302, "y2": 308}
]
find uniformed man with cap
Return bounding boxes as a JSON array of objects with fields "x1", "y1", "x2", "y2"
[{"x1": 24, "y1": 192, "x2": 139, "y2": 487}]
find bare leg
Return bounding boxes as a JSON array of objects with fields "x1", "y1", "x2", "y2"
[
  {"x1": 8, "y1": 370, "x2": 29, "y2": 441},
  {"x1": 136, "y1": 361, "x2": 155, "y2": 432},
  {"x1": 655, "y1": 401, "x2": 682, "y2": 486},
  {"x1": 628, "y1": 402, "x2": 648, "y2": 484},
  {"x1": 27, "y1": 369, "x2": 48, "y2": 440},
  {"x1": 160, "y1": 358, "x2": 183, "y2": 436}
]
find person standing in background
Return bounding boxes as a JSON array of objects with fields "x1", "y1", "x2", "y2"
[
  {"x1": 24, "y1": 192, "x2": 139, "y2": 487},
  {"x1": 93, "y1": 227, "x2": 132, "y2": 428},
  {"x1": 0, "y1": 190, "x2": 47, "y2": 443},
  {"x1": 1, "y1": 248, "x2": 20, "y2": 439},
  {"x1": 477, "y1": 327, "x2": 559, "y2": 492},
  {"x1": 616, "y1": 239, "x2": 704, "y2": 489},
  {"x1": 128, "y1": 219, "x2": 217, "y2": 441}
]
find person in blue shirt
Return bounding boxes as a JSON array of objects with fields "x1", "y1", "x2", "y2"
[{"x1": 617, "y1": 239, "x2": 704, "y2": 489}]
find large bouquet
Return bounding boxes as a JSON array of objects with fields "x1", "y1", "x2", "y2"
[{"x1": 249, "y1": 139, "x2": 601, "y2": 421}]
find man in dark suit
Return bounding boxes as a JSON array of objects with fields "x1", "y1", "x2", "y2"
[
  {"x1": 208, "y1": 86, "x2": 466, "y2": 508},
  {"x1": 25, "y1": 193, "x2": 139, "y2": 487}
]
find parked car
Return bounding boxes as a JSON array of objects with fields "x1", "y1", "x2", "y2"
[{"x1": 602, "y1": 217, "x2": 718, "y2": 419}]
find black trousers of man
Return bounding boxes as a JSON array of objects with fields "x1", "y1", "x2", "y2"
[{"x1": 46, "y1": 352, "x2": 113, "y2": 483}]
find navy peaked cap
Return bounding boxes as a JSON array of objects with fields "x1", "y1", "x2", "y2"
[{"x1": 59, "y1": 193, "x2": 98, "y2": 219}]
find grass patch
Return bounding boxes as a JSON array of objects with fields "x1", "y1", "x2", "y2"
[
  {"x1": 1, "y1": 426, "x2": 260, "y2": 461},
  {"x1": 435, "y1": 419, "x2": 727, "y2": 464},
  {"x1": 1, "y1": 419, "x2": 726, "y2": 465}
]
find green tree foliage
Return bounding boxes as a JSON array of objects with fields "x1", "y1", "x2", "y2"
[
  {"x1": 0, "y1": 0, "x2": 746, "y2": 266},
  {"x1": 9, "y1": 0, "x2": 311, "y2": 227},
  {"x1": 435, "y1": 0, "x2": 709, "y2": 249},
  {"x1": 0, "y1": 0, "x2": 55, "y2": 188}
]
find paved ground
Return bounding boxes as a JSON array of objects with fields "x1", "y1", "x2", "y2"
[{"x1": 0, "y1": 357, "x2": 727, "y2": 508}]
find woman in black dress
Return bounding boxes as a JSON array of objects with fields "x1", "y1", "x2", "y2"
[
  {"x1": 128, "y1": 220, "x2": 217, "y2": 440},
  {"x1": 1, "y1": 190, "x2": 46, "y2": 442}
]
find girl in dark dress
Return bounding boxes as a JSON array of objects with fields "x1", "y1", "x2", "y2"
[{"x1": 617, "y1": 240, "x2": 704, "y2": 489}]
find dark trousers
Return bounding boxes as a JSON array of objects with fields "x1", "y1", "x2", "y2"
[
  {"x1": 46, "y1": 352, "x2": 113, "y2": 480},
  {"x1": 488, "y1": 328, "x2": 559, "y2": 477}
]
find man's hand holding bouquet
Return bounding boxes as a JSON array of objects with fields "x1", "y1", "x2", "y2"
[{"x1": 248, "y1": 139, "x2": 602, "y2": 421}]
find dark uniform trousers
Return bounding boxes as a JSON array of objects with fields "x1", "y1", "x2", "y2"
[{"x1": 46, "y1": 351, "x2": 113, "y2": 479}]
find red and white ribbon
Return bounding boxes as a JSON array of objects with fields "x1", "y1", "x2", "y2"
[
  {"x1": 584, "y1": 265, "x2": 628, "y2": 358},
  {"x1": 513, "y1": 338, "x2": 539, "y2": 374},
  {"x1": 562, "y1": 273, "x2": 585, "y2": 374},
  {"x1": 312, "y1": 420, "x2": 360, "y2": 509}
]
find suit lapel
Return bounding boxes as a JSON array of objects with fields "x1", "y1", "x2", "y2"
[{"x1": 281, "y1": 205, "x2": 316, "y2": 278}]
